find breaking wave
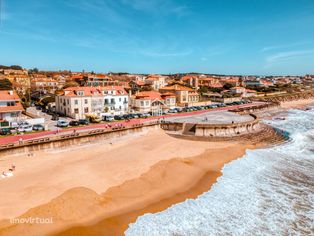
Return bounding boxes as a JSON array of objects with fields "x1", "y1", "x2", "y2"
[{"x1": 126, "y1": 107, "x2": 314, "y2": 236}]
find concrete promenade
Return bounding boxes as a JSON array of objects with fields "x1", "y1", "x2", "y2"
[{"x1": 0, "y1": 102, "x2": 265, "y2": 146}]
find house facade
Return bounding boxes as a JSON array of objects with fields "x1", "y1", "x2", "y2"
[
  {"x1": 159, "y1": 84, "x2": 200, "y2": 106},
  {"x1": 145, "y1": 75, "x2": 167, "y2": 90},
  {"x1": 0, "y1": 90, "x2": 24, "y2": 126},
  {"x1": 55, "y1": 86, "x2": 129, "y2": 119},
  {"x1": 131, "y1": 91, "x2": 176, "y2": 114}
]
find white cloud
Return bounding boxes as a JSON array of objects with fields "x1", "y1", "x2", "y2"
[
  {"x1": 260, "y1": 41, "x2": 313, "y2": 52},
  {"x1": 267, "y1": 49, "x2": 314, "y2": 63}
]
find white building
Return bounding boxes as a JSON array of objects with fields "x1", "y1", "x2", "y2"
[{"x1": 55, "y1": 86, "x2": 129, "y2": 119}]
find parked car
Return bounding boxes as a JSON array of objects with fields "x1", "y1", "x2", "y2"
[
  {"x1": 0, "y1": 128, "x2": 11, "y2": 135},
  {"x1": 69, "y1": 120, "x2": 80, "y2": 126},
  {"x1": 79, "y1": 119, "x2": 89, "y2": 125},
  {"x1": 33, "y1": 124, "x2": 45, "y2": 131},
  {"x1": 114, "y1": 115, "x2": 124, "y2": 120},
  {"x1": 132, "y1": 114, "x2": 139, "y2": 119},
  {"x1": 9, "y1": 128, "x2": 18, "y2": 134},
  {"x1": 123, "y1": 114, "x2": 133, "y2": 120},
  {"x1": 57, "y1": 120, "x2": 69, "y2": 127},
  {"x1": 175, "y1": 107, "x2": 183, "y2": 112},
  {"x1": 19, "y1": 121, "x2": 30, "y2": 126},
  {"x1": 18, "y1": 125, "x2": 33, "y2": 133},
  {"x1": 102, "y1": 115, "x2": 114, "y2": 122},
  {"x1": 142, "y1": 113, "x2": 151, "y2": 118},
  {"x1": 168, "y1": 109, "x2": 177, "y2": 113}
]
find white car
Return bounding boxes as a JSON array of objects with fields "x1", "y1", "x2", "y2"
[
  {"x1": 57, "y1": 120, "x2": 69, "y2": 127},
  {"x1": 18, "y1": 125, "x2": 33, "y2": 133}
]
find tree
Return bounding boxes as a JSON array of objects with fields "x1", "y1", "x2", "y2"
[
  {"x1": 28, "y1": 68, "x2": 39, "y2": 74},
  {"x1": 0, "y1": 79, "x2": 13, "y2": 90},
  {"x1": 198, "y1": 86, "x2": 208, "y2": 94},
  {"x1": 223, "y1": 83, "x2": 233, "y2": 90}
]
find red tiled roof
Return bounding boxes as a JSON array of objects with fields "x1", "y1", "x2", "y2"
[
  {"x1": 63, "y1": 86, "x2": 127, "y2": 97},
  {"x1": 160, "y1": 84, "x2": 194, "y2": 91},
  {"x1": 135, "y1": 91, "x2": 163, "y2": 101},
  {"x1": 0, "y1": 102, "x2": 24, "y2": 113},
  {"x1": 0, "y1": 90, "x2": 21, "y2": 101}
]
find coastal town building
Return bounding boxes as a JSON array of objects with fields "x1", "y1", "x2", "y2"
[
  {"x1": 181, "y1": 75, "x2": 199, "y2": 89},
  {"x1": 55, "y1": 86, "x2": 129, "y2": 119},
  {"x1": 130, "y1": 91, "x2": 176, "y2": 114},
  {"x1": 229, "y1": 87, "x2": 257, "y2": 97},
  {"x1": 0, "y1": 90, "x2": 24, "y2": 126},
  {"x1": 31, "y1": 77, "x2": 60, "y2": 93},
  {"x1": 129, "y1": 80, "x2": 146, "y2": 91},
  {"x1": 159, "y1": 84, "x2": 200, "y2": 106},
  {"x1": 85, "y1": 74, "x2": 111, "y2": 87},
  {"x1": 145, "y1": 75, "x2": 167, "y2": 90}
]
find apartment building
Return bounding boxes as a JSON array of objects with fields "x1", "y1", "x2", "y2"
[
  {"x1": 31, "y1": 77, "x2": 60, "y2": 93},
  {"x1": 0, "y1": 90, "x2": 24, "y2": 125},
  {"x1": 55, "y1": 86, "x2": 128, "y2": 119}
]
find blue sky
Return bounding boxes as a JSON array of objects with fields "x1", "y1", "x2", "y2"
[{"x1": 1, "y1": 0, "x2": 314, "y2": 75}]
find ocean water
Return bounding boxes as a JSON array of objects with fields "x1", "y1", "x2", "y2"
[{"x1": 126, "y1": 107, "x2": 314, "y2": 236}]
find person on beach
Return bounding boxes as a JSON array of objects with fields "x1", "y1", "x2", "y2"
[{"x1": 9, "y1": 164, "x2": 16, "y2": 172}]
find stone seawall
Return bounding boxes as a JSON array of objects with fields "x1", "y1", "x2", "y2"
[
  {"x1": 161, "y1": 114, "x2": 261, "y2": 138},
  {"x1": 195, "y1": 114, "x2": 259, "y2": 137},
  {"x1": 0, "y1": 123, "x2": 160, "y2": 157}
]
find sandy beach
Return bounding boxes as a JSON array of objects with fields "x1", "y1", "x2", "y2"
[
  {"x1": 0, "y1": 128, "x2": 256, "y2": 236},
  {"x1": 280, "y1": 98, "x2": 314, "y2": 109},
  {"x1": 0, "y1": 99, "x2": 311, "y2": 236}
]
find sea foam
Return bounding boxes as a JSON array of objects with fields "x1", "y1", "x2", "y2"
[{"x1": 126, "y1": 107, "x2": 314, "y2": 236}]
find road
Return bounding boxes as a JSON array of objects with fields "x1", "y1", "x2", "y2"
[{"x1": 0, "y1": 102, "x2": 264, "y2": 145}]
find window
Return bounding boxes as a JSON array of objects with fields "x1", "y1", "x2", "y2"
[
  {"x1": 7, "y1": 101, "x2": 15, "y2": 106},
  {"x1": 119, "y1": 98, "x2": 121, "y2": 102},
  {"x1": 111, "y1": 98, "x2": 115, "y2": 104},
  {"x1": 74, "y1": 100, "x2": 78, "y2": 105},
  {"x1": 84, "y1": 107, "x2": 89, "y2": 113},
  {"x1": 104, "y1": 99, "x2": 109, "y2": 104},
  {"x1": 67, "y1": 100, "x2": 69, "y2": 105},
  {"x1": 85, "y1": 99, "x2": 88, "y2": 104},
  {"x1": 74, "y1": 108, "x2": 79, "y2": 114},
  {"x1": 140, "y1": 101, "x2": 144, "y2": 106},
  {"x1": 145, "y1": 101, "x2": 149, "y2": 106}
]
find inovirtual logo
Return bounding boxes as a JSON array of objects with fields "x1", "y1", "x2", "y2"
[{"x1": 10, "y1": 217, "x2": 54, "y2": 224}]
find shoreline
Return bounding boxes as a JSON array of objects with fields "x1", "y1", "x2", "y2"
[
  {"x1": 0, "y1": 100, "x2": 313, "y2": 236},
  {"x1": 53, "y1": 145, "x2": 258, "y2": 236},
  {"x1": 0, "y1": 142, "x2": 257, "y2": 236}
]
